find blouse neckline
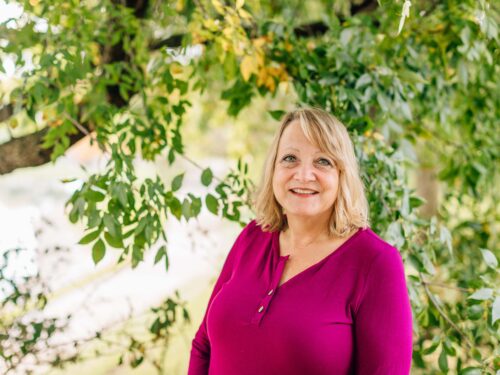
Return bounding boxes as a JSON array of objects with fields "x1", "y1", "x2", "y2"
[{"x1": 270, "y1": 226, "x2": 368, "y2": 289}]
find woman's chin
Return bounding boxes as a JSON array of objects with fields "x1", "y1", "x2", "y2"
[{"x1": 285, "y1": 210, "x2": 322, "y2": 218}]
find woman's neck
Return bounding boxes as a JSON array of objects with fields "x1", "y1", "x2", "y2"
[{"x1": 283, "y1": 215, "x2": 332, "y2": 250}]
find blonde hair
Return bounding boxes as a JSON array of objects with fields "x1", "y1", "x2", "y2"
[{"x1": 253, "y1": 107, "x2": 369, "y2": 237}]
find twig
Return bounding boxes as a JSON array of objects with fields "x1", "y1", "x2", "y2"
[
  {"x1": 421, "y1": 279, "x2": 471, "y2": 293},
  {"x1": 62, "y1": 112, "x2": 90, "y2": 136},
  {"x1": 419, "y1": 271, "x2": 494, "y2": 372}
]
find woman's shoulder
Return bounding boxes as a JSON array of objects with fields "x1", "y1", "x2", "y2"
[
  {"x1": 354, "y1": 227, "x2": 403, "y2": 265},
  {"x1": 234, "y1": 219, "x2": 269, "y2": 242}
]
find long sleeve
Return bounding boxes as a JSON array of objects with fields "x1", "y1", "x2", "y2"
[
  {"x1": 353, "y1": 246, "x2": 413, "y2": 374},
  {"x1": 188, "y1": 224, "x2": 249, "y2": 375}
]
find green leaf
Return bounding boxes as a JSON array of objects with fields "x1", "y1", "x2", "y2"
[
  {"x1": 355, "y1": 73, "x2": 372, "y2": 89},
  {"x1": 103, "y1": 214, "x2": 118, "y2": 238},
  {"x1": 480, "y1": 248, "x2": 498, "y2": 268},
  {"x1": 400, "y1": 188, "x2": 410, "y2": 217},
  {"x1": 492, "y1": 296, "x2": 500, "y2": 325},
  {"x1": 189, "y1": 194, "x2": 202, "y2": 216},
  {"x1": 421, "y1": 252, "x2": 436, "y2": 276},
  {"x1": 116, "y1": 185, "x2": 128, "y2": 208},
  {"x1": 182, "y1": 198, "x2": 192, "y2": 219},
  {"x1": 169, "y1": 198, "x2": 182, "y2": 220},
  {"x1": 154, "y1": 245, "x2": 166, "y2": 265},
  {"x1": 439, "y1": 226, "x2": 452, "y2": 255},
  {"x1": 400, "y1": 100, "x2": 413, "y2": 121},
  {"x1": 130, "y1": 355, "x2": 143, "y2": 368},
  {"x1": 421, "y1": 336, "x2": 440, "y2": 354},
  {"x1": 92, "y1": 239, "x2": 106, "y2": 264},
  {"x1": 409, "y1": 196, "x2": 426, "y2": 209},
  {"x1": 459, "y1": 368, "x2": 482, "y2": 375},
  {"x1": 438, "y1": 347, "x2": 448, "y2": 373},
  {"x1": 268, "y1": 110, "x2": 285, "y2": 121},
  {"x1": 61, "y1": 178, "x2": 77, "y2": 183},
  {"x1": 467, "y1": 305, "x2": 484, "y2": 320},
  {"x1": 132, "y1": 245, "x2": 143, "y2": 268},
  {"x1": 78, "y1": 230, "x2": 101, "y2": 245},
  {"x1": 87, "y1": 209, "x2": 101, "y2": 228},
  {"x1": 134, "y1": 217, "x2": 148, "y2": 235},
  {"x1": 468, "y1": 288, "x2": 493, "y2": 301},
  {"x1": 205, "y1": 194, "x2": 219, "y2": 215},
  {"x1": 86, "y1": 190, "x2": 106, "y2": 202},
  {"x1": 201, "y1": 168, "x2": 213, "y2": 186},
  {"x1": 168, "y1": 148, "x2": 176, "y2": 164},
  {"x1": 471, "y1": 348, "x2": 482, "y2": 361},
  {"x1": 443, "y1": 338, "x2": 456, "y2": 356},
  {"x1": 171, "y1": 173, "x2": 184, "y2": 192},
  {"x1": 69, "y1": 206, "x2": 79, "y2": 223},
  {"x1": 104, "y1": 231, "x2": 124, "y2": 248},
  {"x1": 164, "y1": 250, "x2": 169, "y2": 271},
  {"x1": 385, "y1": 221, "x2": 404, "y2": 248}
]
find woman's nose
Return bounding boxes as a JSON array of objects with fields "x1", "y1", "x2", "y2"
[{"x1": 293, "y1": 163, "x2": 316, "y2": 181}]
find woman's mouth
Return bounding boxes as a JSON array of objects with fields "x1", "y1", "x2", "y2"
[{"x1": 289, "y1": 188, "x2": 319, "y2": 197}]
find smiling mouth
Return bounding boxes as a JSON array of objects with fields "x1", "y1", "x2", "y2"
[{"x1": 289, "y1": 189, "x2": 319, "y2": 196}]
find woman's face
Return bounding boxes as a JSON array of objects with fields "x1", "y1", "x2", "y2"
[{"x1": 272, "y1": 120, "x2": 340, "y2": 222}]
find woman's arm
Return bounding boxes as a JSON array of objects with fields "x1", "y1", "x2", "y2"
[
  {"x1": 353, "y1": 246, "x2": 413, "y2": 374},
  {"x1": 187, "y1": 222, "x2": 252, "y2": 374}
]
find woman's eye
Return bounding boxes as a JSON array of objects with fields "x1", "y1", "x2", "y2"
[
  {"x1": 317, "y1": 158, "x2": 332, "y2": 166},
  {"x1": 282, "y1": 155, "x2": 296, "y2": 162}
]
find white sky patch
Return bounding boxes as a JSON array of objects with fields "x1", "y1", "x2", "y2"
[
  {"x1": 0, "y1": 203, "x2": 39, "y2": 300},
  {"x1": 0, "y1": 0, "x2": 23, "y2": 24}
]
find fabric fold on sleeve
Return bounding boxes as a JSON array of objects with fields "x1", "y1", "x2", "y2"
[
  {"x1": 353, "y1": 246, "x2": 413, "y2": 375},
  {"x1": 188, "y1": 221, "x2": 254, "y2": 375}
]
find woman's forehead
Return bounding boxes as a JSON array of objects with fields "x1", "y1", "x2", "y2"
[{"x1": 277, "y1": 118, "x2": 336, "y2": 155}]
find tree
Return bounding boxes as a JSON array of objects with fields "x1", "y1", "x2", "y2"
[{"x1": 1, "y1": 0, "x2": 499, "y2": 373}]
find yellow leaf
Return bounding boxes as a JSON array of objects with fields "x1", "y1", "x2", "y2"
[
  {"x1": 238, "y1": 8, "x2": 253, "y2": 21},
  {"x1": 9, "y1": 118, "x2": 18, "y2": 129},
  {"x1": 252, "y1": 37, "x2": 266, "y2": 48},
  {"x1": 236, "y1": 0, "x2": 245, "y2": 9},
  {"x1": 257, "y1": 66, "x2": 267, "y2": 86},
  {"x1": 176, "y1": 0, "x2": 185, "y2": 12},
  {"x1": 233, "y1": 40, "x2": 245, "y2": 56},
  {"x1": 240, "y1": 55, "x2": 257, "y2": 81},
  {"x1": 90, "y1": 42, "x2": 101, "y2": 66},
  {"x1": 220, "y1": 39, "x2": 231, "y2": 52},
  {"x1": 255, "y1": 48, "x2": 265, "y2": 66},
  {"x1": 223, "y1": 26, "x2": 233, "y2": 37},
  {"x1": 266, "y1": 75, "x2": 276, "y2": 93},
  {"x1": 170, "y1": 63, "x2": 183, "y2": 75},
  {"x1": 211, "y1": 0, "x2": 225, "y2": 14},
  {"x1": 203, "y1": 18, "x2": 219, "y2": 32}
]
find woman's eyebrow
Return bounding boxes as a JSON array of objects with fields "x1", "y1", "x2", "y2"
[{"x1": 283, "y1": 147, "x2": 327, "y2": 155}]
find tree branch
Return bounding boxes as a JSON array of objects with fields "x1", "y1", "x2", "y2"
[
  {"x1": 0, "y1": 0, "x2": 150, "y2": 175},
  {"x1": 0, "y1": 128, "x2": 85, "y2": 174},
  {"x1": 0, "y1": 104, "x2": 13, "y2": 122},
  {"x1": 0, "y1": 0, "x2": 379, "y2": 175},
  {"x1": 150, "y1": 0, "x2": 379, "y2": 50}
]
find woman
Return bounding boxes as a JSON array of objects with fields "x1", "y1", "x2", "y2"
[{"x1": 188, "y1": 107, "x2": 413, "y2": 374}]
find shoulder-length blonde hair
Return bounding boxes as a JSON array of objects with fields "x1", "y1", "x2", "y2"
[{"x1": 253, "y1": 107, "x2": 369, "y2": 237}]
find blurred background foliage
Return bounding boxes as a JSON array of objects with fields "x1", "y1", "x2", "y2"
[{"x1": 0, "y1": 0, "x2": 499, "y2": 373}]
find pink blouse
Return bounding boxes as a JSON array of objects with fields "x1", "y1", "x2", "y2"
[{"x1": 188, "y1": 220, "x2": 413, "y2": 374}]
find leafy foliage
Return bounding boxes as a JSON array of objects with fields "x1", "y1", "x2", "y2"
[{"x1": 1, "y1": 0, "x2": 499, "y2": 373}]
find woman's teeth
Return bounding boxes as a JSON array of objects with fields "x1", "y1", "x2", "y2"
[{"x1": 291, "y1": 189, "x2": 317, "y2": 195}]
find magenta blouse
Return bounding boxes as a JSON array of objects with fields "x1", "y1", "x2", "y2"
[{"x1": 188, "y1": 220, "x2": 413, "y2": 374}]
